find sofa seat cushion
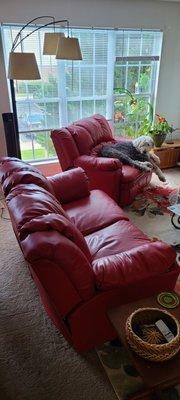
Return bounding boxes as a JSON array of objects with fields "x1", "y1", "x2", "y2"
[
  {"x1": 121, "y1": 165, "x2": 148, "y2": 183},
  {"x1": 85, "y1": 220, "x2": 176, "y2": 290},
  {"x1": 63, "y1": 189, "x2": 129, "y2": 235}
]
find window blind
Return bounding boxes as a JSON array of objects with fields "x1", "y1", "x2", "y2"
[{"x1": 1, "y1": 25, "x2": 163, "y2": 161}]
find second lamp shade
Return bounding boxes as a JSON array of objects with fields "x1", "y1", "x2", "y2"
[
  {"x1": 56, "y1": 37, "x2": 82, "y2": 60},
  {"x1": 43, "y1": 32, "x2": 65, "y2": 55}
]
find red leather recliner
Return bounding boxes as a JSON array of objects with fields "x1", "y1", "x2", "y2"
[
  {"x1": 51, "y1": 114, "x2": 152, "y2": 206},
  {"x1": 0, "y1": 157, "x2": 179, "y2": 352}
]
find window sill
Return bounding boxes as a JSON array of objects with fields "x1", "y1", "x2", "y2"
[{"x1": 30, "y1": 159, "x2": 62, "y2": 176}]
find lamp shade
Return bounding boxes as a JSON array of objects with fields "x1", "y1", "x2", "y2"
[
  {"x1": 56, "y1": 37, "x2": 82, "y2": 60},
  {"x1": 43, "y1": 32, "x2": 65, "y2": 55},
  {"x1": 8, "y1": 52, "x2": 41, "y2": 80}
]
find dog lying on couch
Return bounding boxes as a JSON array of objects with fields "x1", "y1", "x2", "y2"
[{"x1": 100, "y1": 135, "x2": 166, "y2": 182}]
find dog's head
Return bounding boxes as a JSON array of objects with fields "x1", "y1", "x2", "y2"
[{"x1": 133, "y1": 135, "x2": 154, "y2": 154}]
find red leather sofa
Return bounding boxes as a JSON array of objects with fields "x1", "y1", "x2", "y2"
[
  {"x1": 51, "y1": 114, "x2": 152, "y2": 206},
  {"x1": 0, "y1": 157, "x2": 179, "y2": 352}
]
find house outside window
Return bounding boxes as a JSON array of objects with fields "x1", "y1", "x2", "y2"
[{"x1": 2, "y1": 26, "x2": 163, "y2": 162}]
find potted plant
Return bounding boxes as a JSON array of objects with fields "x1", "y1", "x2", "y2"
[
  {"x1": 113, "y1": 88, "x2": 176, "y2": 146},
  {"x1": 113, "y1": 88, "x2": 153, "y2": 138},
  {"x1": 149, "y1": 114, "x2": 174, "y2": 147}
]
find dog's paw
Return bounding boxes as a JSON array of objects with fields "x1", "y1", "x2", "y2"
[
  {"x1": 143, "y1": 166, "x2": 152, "y2": 172},
  {"x1": 137, "y1": 165, "x2": 151, "y2": 172},
  {"x1": 136, "y1": 161, "x2": 152, "y2": 172},
  {"x1": 143, "y1": 161, "x2": 153, "y2": 169},
  {"x1": 159, "y1": 175, "x2": 166, "y2": 182}
]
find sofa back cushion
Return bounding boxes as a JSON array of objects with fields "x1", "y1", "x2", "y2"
[
  {"x1": 68, "y1": 124, "x2": 94, "y2": 155},
  {"x1": 48, "y1": 167, "x2": 90, "y2": 204},
  {"x1": 0, "y1": 157, "x2": 54, "y2": 195},
  {"x1": 0, "y1": 158, "x2": 95, "y2": 302},
  {"x1": 51, "y1": 128, "x2": 79, "y2": 170},
  {"x1": 6, "y1": 184, "x2": 94, "y2": 300},
  {"x1": 7, "y1": 184, "x2": 91, "y2": 262},
  {"x1": 51, "y1": 114, "x2": 114, "y2": 169},
  {"x1": 6, "y1": 184, "x2": 67, "y2": 231},
  {"x1": 70, "y1": 114, "x2": 114, "y2": 155}
]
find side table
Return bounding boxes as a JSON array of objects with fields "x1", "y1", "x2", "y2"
[
  {"x1": 152, "y1": 140, "x2": 180, "y2": 169},
  {"x1": 108, "y1": 295, "x2": 180, "y2": 400}
]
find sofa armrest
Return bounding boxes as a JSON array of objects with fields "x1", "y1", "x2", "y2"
[
  {"x1": 48, "y1": 167, "x2": 90, "y2": 204},
  {"x1": 74, "y1": 155, "x2": 122, "y2": 171}
]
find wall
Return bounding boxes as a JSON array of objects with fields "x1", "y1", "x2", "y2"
[
  {"x1": 0, "y1": 34, "x2": 10, "y2": 157},
  {"x1": 34, "y1": 160, "x2": 61, "y2": 176},
  {"x1": 1, "y1": 0, "x2": 180, "y2": 157}
]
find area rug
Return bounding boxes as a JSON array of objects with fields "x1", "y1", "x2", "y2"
[
  {"x1": 96, "y1": 342, "x2": 180, "y2": 400},
  {"x1": 129, "y1": 184, "x2": 179, "y2": 217},
  {"x1": 0, "y1": 197, "x2": 117, "y2": 400},
  {"x1": 126, "y1": 183, "x2": 180, "y2": 295}
]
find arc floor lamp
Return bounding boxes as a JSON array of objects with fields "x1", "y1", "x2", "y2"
[{"x1": 3, "y1": 15, "x2": 82, "y2": 158}]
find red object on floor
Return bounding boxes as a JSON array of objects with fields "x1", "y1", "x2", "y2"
[
  {"x1": 129, "y1": 183, "x2": 178, "y2": 215},
  {"x1": 0, "y1": 157, "x2": 179, "y2": 352},
  {"x1": 51, "y1": 114, "x2": 152, "y2": 206}
]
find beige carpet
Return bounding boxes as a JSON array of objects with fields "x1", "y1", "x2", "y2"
[
  {"x1": 0, "y1": 203, "x2": 116, "y2": 400},
  {"x1": 0, "y1": 168, "x2": 179, "y2": 400}
]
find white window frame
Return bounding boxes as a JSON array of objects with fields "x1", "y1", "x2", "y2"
[{"x1": 1, "y1": 25, "x2": 163, "y2": 162}]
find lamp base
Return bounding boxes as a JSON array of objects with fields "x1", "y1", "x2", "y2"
[{"x1": 2, "y1": 113, "x2": 21, "y2": 158}]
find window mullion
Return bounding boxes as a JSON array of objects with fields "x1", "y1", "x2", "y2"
[
  {"x1": 92, "y1": 30, "x2": 96, "y2": 116},
  {"x1": 137, "y1": 31, "x2": 143, "y2": 93},
  {"x1": 125, "y1": 33, "x2": 130, "y2": 89},
  {"x1": 58, "y1": 60, "x2": 67, "y2": 126},
  {"x1": 106, "y1": 30, "x2": 116, "y2": 120},
  {"x1": 150, "y1": 32, "x2": 159, "y2": 110},
  {"x1": 38, "y1": 30, "x2": 47, "y2": 130}
]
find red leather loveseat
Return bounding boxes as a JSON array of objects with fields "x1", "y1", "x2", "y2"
[
  {"x1": 0, "y1": 157, "x2": 179, "y2": 352},
  {"x1": 51, "y1": 114, "x2": 152, "y2": 206}
]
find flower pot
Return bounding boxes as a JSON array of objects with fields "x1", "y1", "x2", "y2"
[{"x1": 153, "y1": 133, "x2": 166, "y2": 147}]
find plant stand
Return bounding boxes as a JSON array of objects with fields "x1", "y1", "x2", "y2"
[{"x1": 151, "y1": 140, "x2": 180, "y2": 169}]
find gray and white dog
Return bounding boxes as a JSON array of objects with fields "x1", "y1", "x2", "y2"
[{"x1": 100, "y1": 135, "x2": 166, "y2": 182}]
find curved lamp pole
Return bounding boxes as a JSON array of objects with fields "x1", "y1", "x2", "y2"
[{"x1": 6, "y1": 15, "x2": 82, "y2": 158}]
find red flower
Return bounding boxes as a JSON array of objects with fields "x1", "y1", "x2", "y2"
[
  {"x1": 114, "y1": 111, "x2": 124, "y2": 122},
  {"x1": 155, "y1": 113, "x2": 166, "y2": 123}
]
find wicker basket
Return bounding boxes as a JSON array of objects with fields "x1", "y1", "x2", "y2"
[{"x1": 126, "y1": 308, "x2": 180, "y2": 362}]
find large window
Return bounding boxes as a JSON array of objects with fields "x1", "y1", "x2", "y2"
[
  {"x1": 114, "y1": 30, "x2": 162, "y2": 136},
  {"x1": 2, "y1": 26, "x2": 163, "y2": 161}
]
